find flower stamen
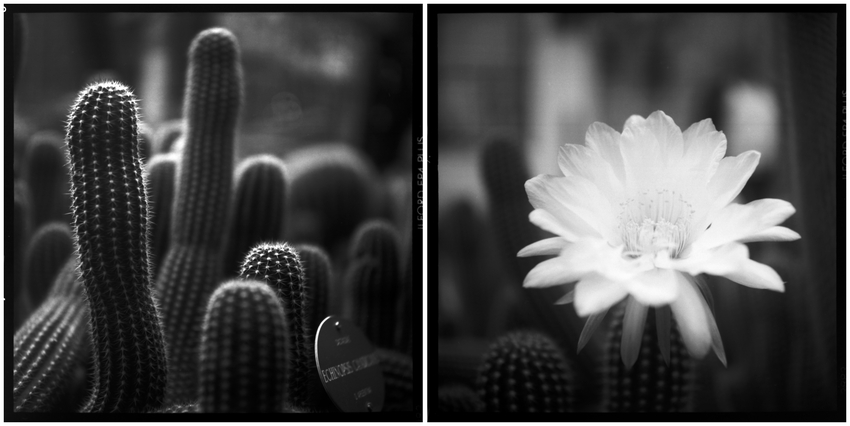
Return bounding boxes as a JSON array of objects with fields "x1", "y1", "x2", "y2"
[{"x1": 619, "y1": 189, "x2": 693, "y2": 258}]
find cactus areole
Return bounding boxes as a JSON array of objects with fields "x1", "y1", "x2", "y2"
[{"x1": 314, "y1": 316, "x2": 385, "y2": 412}]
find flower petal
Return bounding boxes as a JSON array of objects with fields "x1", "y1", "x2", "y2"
[
  {"x1": 698, "y1": 290, "x2": 727, "y2": 367},
  {"x1": 668, "y1": 242, "x2": 785, "y2": 292},
  {"x1": 622, "y1": 268, "x2": 681, "y2": 306},
  {"x1": 529, "y1": 209, "x2": 581, "y2": 241},
  {"x1": 670, "y1": 277, "x2": 712, "y2": 358},
  {"x1": 525, "y1": 175, "x2": 618, "y2": 243},
  {"x1": 694, "y1": 199, "x2": 798, "y2": 250},
  {"x1": 655, "y1": 306, "x2": 672, "y2": 365},
  {"x1": 555, "y1": 290, "x2": 575, "y2": 305},
  {"x1": 577, "y1": 308, "x2": 609, "y2": 353},
  {"x1": 573, "y1": 273, "x2": 629, "y2": 317},
  {"x1": 558, "y1": 143, "x2": 624, "y2": 203},
  {"x1": 689, "y1": 151, "x2": 761, "y2": 243},
  {"x1": 523, "y1": 239, "x2": 637, "y2": 288},
  {"x1": 621, "y1": 296, "x2": 648, "y2": 369},
  {"x1": 681, "y1": 118, "x2": 727, "y2": 186},
  {"x1": 620, "y1": 111, "x2": 685, "y2": 191},
  {"x1": 517, "y1": 237, "x2": 570, "y2": 257},
  {"x1": 585, "y1": 122, "x2": 626, "y2": 184},
  {"x1": 736, "y1": 226, "x2": 801, "y2": 243}
]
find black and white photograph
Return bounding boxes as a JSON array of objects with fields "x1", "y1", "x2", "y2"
[
  {"x1": 432, "y1": 8, "x2": 843, "y2": 419},
  {"x1": 8, "y1": 6, "x2": 422, "y2": 419}
]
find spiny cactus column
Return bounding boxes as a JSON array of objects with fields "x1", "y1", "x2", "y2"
[
  {"x1": 344, "y1": 220, "x2": 402, "y2": 350},
  {"x1": 153, "y1": 118, "x2": 184, "y2": 154},
  {"x1": 14, "y1": 182, "x2": 33, "y2": 331},
  {"x1": 23, "y1": 222, "x2": 75, "y2": 312},
  {"x1": 157, "y1": 27, "x2": 242, "y2": 404},
  {"x1": 199, "y1": 280, "x2": 288, "y2": 413},
  {"x1": 66, "y1": 81, "x2": 167, "y2": 412},
  {"x1": 25, "y1": 130, "x2": 72, "y2": 228},
  {"x1": 224, "y1": 154, "x2": 288, "y2": 276},
  {"x1": 603, "y1": 307, "x2": 694, "y2": 412},
  {"x1": 239, "y1": 243, "x2": 314, "y2": 409},
  {"x1": 145, "y1": 153, "x2": 178, "y2": 279},
  {"x1": 375, "y1": 348, "x2": 414, "y2": 412},
  {"x1": 294, "y1": 244, "x2": 332, "y2": 333},
  {"x1": 476, "y1": 331, "x2": 574, "y2": 413},
  {"x1": 13, "y1": 294, "x2": 88, "y2": 412},
  {"x1": 438, "y1": 385, "x2": 484, "y2": 412}
]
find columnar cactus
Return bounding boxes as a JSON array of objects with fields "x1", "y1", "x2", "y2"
[
  {"x1": 145, "y1": 153, "x2": 178, "y2": 278},
  {"x1": 13, "y1": 295, "x2": 89, "y2": 412},
  {"x1": 24, "y1": 130, "x2": 72, "y2": 228},
  {"x1": 48, "y1": 257, "x2": 83, "y2": 299},
  {"x1": 149, "y1": 403, "x2": 200, "y2": 413},
  {"x1": 375, "y1": 348, "x2": 414, "y2": 412},
  {"x1": 13, "y1": 13, "x2": 25, "y2": 91},
  {"x1": 603, "y1": 307, "x2": 694, "y2": 412},
  {"x1": 23, "y1": 222, "x2": 75, "y2": 312},
  {"x1": 153, "y1": 118, "x2": 184, "y2": 154},
  {"x1": 438, "y1": 385, "x2": 484, "y2": 412},
  {"x1": 476, "y1": 331, "x2": 574, "y2": 413},
  {"x1": 224, "y1": 154, "x2": 288, "y2": 275},
  {"x1": 344, "y1": 220, "x2": 402, "y2": 351},
  {"x1": 238, "y1": 243, "x2": 314, "y2": 409},
  {"x1": 293, "y1": 244, "x2": 332, "y2": 333},
  {"x1": 157, "y1": 27, "x2": 242, "y2": 404},
  {"x1": 399, "y1": 242, "x2": 413, "y2": 355},
  {"x1": 199, "y1": 280, "x2": 288, "y2": 413},
  {"x1": 14, "y1": 182, "x2": 33, "y2": 330},
  {"x1": 287, "y1": 144, "x2": 379, "y2": 250},
  {"x1": 65, "y1": 81, "x2": 167, "y2": 412}
]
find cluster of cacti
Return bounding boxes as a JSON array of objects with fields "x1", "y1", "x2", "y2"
[
  {"x1": 13, "y1": 17, "x2": 416, "y2": 415},
  {"x1": 475, "y1": 331, "x2": 574, "y2": 413},
  {"x1": 24, "y1": 130, "x2": 72, "y2": 228}
]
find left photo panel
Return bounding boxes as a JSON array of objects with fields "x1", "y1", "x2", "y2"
[{"x1": 7, "y1": 5, "x2": 422, "y2": 420}]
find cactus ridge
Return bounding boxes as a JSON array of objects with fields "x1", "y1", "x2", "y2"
[
  {"x1": 438, "y1": 385, "x2": 484, "y2": 413},
  {"x1": 23, "y1": 222, "x2": 75, "y2": 312},
  {"x1": 158, "y1": 27, "x2": 242, "y2": 404},
  {"x1": 25, "y1": 130, "x2": 72, "y2": 228},
  {"x1": 149, "y1": 402, "x2": 200, "y2": 413},
  {"x1": 65, "y1": 81, "x2": 167, "y2": 412},
  {"x1": 225, "y1": 154, "x2": 288, "y2": 275},
  {"x1": 375, "y1": 348, "x2": 414, "y2": 412},
  {"x1": 145, "y1": 153, "x2": 178, "y2": 278},
  {"x1": 239, "y1": 242, "x2": 312, "y2": 408},
  {"x1": 13, "y1": 295, "x2": 88, "y2": 412},
  {"x1": 293, "y1": 244, "x2": 331, "y2": 335},
  {"x1": 476, "y1": 330, "x2": 574, "y2": 413},
  {"x1": 199, "y1": 280, "x2": 288, "y2": 413},
  {"x1": 344, "y1": 220, "x2": 402, "y2": 350},
  {"x1": 153, "y1": 119, "x2": 184, "y2": 154},
  {"x1": 14, "y1": 181, "x2": 34, "y2": 330},
  {"x1": 603, "y1": 307, "x2": 694, "y2": 412}
]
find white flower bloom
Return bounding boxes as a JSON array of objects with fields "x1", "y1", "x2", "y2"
[{"x1": 519, "y1": 111, "x2": 800, "y2": 368}]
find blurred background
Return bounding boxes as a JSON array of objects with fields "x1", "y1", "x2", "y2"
[{"x1": 437, "y1": 13, "x2": 838, "y2": 412}]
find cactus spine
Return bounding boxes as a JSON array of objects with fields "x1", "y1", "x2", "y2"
[
  {"x1": 293, "y1": 244, "x2": 331, "y2": 334},
  {"x1": 145, "y1": 153, "x2": 178, "y2": 278},
  {"x1": 199, "y1": 280, "x2": 288, "y2": 413},
  {"x1": 344, "y1": 220, "x2": 402, "y2": 351},
  {"x1": 23, "y1": 222, "x2": 75, "y2": 312},
  {"x1": 603, "y1": 307, "x2": 694, "y2": 412},
  {"x1": 239, "y1": 243, "x2": 314, "y2": 409},
  {"x1": 157, "y1": 27, "x2": 242, "y2": 404},
  {"x1": 224, "y1": 154, "x2": 288, "y2": 275},
  {"x1": 24, "y1": 130, "x2": 72, "y2": 228},
  {"x1": 476, "y1": 331, "x2": 574, "y2": 413},
  {"x1": 65, "y1": 81, "x2": 167, "y2": 412},
  {"x1": 375, "y1": 348, "x2": 414, "y2": 412}
]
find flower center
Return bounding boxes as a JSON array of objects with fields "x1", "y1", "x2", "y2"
[{"x1": 618, "y1": 189, "x2": 694, "y2": 258}]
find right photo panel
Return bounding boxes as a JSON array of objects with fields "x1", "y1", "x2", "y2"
[{"x1": 431, "y1": 7, "x2": 843, "y2": 421}]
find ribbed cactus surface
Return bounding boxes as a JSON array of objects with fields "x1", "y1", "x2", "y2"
[
  {"x1": 145, "y1": 153, "x2": 178, "y2": 278},
  {"x1": 344, "y1": 220, "x2": 402, "y2": 350},
  {"x1": 23, "y1": 222, "x2": 75, "y2": 312},
  {"x1": 14, "y1": 182, "x2": 33, "y2": 330},
  {"x1": 476, "y1": 331, "x2": 574, "y2": 413},
  {"x1": 66, "y1": 81, "x2": 167, "y2": 412},
  {"x1": 199, "y1": 280, "x2": 288, "y2": 413},
  {"x1": 153, "y1": 119, "x2": 184, "y2": 154},
  {"x1": 224, "y1": 154, "x2": 288, "y2": 275},
  {"x1": 24, "y1": 130, "x2": 71, "y2": 228},
  {"x1": 375, "y1": 348, "x2": 414, "y2": 412},
  {"x1": 239, "y1": 243, "x2": 313, "y2": 409},
  {"x1": 157, "y1": 27, "x2": 242, "y2": 404},
  {"x1": 438, "y1": 385, "x2": 484, "y2": 412},
  {"x1": 603, "y1": 307, "x2": 693, "y2": 412},
  {"x1": 293, "y1": 244, "x2": 332, "y2": 334}
]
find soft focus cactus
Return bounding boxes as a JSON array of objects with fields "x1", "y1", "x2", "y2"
[
  {"x1": 344, "y1": 220, "x2": 402, "y2": 351},
  {"x1": 23, "y1": 222, "x2": 75, "y2": 312},
  {"x1": 14, "y1": 182, "x2": 34, "y2": 330},
  {"x1": 153, "y1": 118, "x2": 184, "y2": 154},
  {"x1": 65, "y1": 81, "x2": 167, "y2": 412},
  {"x1": 13, "y1": 13, "x2": 25, "y2": 90},
  {"x1": 293, "y1": 244, "x2": 332, "y2": 333},
  {"x1": 145, "y1": 153, "x2": 178, "y2": 278},
  {"x1": 13, "y1": 294, "x2": 89, "y2": 412},
  {"x1": 375, "y1": 348, "x2": 414, "y2": 412},
  {"x1": 24, "y1": 130, "x2": 72, "y2": 228},
  {"x1": 476, "y1": 331, "x2": 574, "y2": 413},
  {"x1": 199, "y1": 280, "x2": 288, "y2": 413},
  {"x1": 238, "y1": 243, "x2": 315, "y2": 409},
  {"x1": 157, "y1": 27, "x2": 242, "y2": 404},
  {"x1": 287, "y1": 143, "x2": 380, "y2": 250},
  {"x1": 224, "y1": 154, "x2": 288, "y2": 275},
  {"x1": 399, "y1": 241, "x2": 413, "y2": 355},
  {"x1": 149, "y1": 403, "x2": 200, "y2": 413},
  {"x1": 603, "y1": 306, "x2": 694, "y2": 412},
  {"x1": 437, "y1": 385, "x2": 484, "y2": 412}
]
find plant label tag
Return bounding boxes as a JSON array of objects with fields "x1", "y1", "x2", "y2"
[{"x1": 314, "y1": 315, "x2": 385, "y2": 412}]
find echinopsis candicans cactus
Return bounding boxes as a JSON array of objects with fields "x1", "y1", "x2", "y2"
[
  {"x1": 145, "y1": 153, "x2": 178, "y2": 279},
  {"x1": 153, "y1": 119, "x2": 184, "y2": 154},
  {"x1": 23, "y1": 222, "x2": 75, "y2": 313},
  {"x1": 157, "y1": 27, "x2": 243, "y2": 404},
  {"x1": 476, "y1": 331, "x2": 574, "y2": 413},
  {"x1": 199, "y1": 280, "x2": 288, "y2": 413},
  {"x1": 375, "y1": 348, "x2": 414, "y2": 412},
  {"x1": 293, "y1": 244, "x2": 332, "y2": 334},
  {"x1": 24, "y1": 130, "x2": 72, "y2": 228},
  {"x1": 224, "y1": 154, "x2": 288, "y2": 275},
  {"x1": 14, "y1": 182, "x2": 34, "y2": 330},
  {"x1": 65, "y1": 81, "x2": 167, "y2": 412},
  {"x1": 437, "y1": 385, "x2": 484, "y2": 413}
]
